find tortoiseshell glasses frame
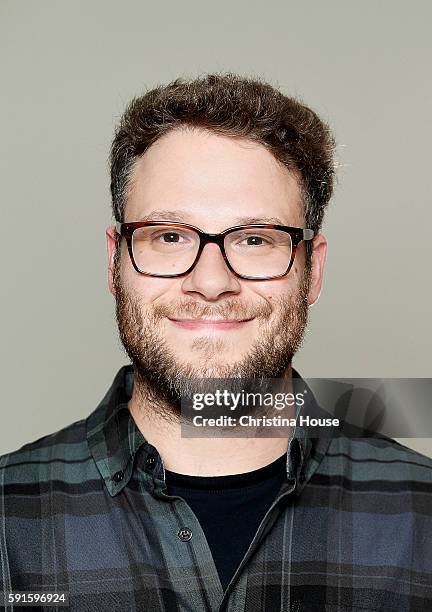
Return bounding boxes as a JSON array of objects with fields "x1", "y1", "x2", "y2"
[{"x1": 115, "y1": 220, "x2": 315, "y2": 281}]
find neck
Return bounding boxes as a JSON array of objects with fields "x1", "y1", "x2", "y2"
[{"x1": 128, "y1": 365, "x2": 294, "y2": 476}]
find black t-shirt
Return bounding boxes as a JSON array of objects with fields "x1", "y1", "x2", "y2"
[{"x1": 165, "y1": 452, "x2": 287, "y2": 591}]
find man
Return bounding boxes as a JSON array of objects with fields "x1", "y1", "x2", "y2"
[{"x1": 1, "y1": 73, "x2": 431, "y2": 612}]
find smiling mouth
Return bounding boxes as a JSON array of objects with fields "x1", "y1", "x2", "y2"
[{"x1": 168, "y1": 318, "x2": 254, "y2": 330}]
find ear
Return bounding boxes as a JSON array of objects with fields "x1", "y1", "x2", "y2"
[
  {"x1": 106, "y1": 225, "x2": 118, "y2": 297},
  {"x1": 307, "y1": 234, "x2": 327, "y2": 307}
]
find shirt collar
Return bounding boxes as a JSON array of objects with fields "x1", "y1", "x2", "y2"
[{"x1": 86, "y1": 365, "x2": 330, "y2": 497}]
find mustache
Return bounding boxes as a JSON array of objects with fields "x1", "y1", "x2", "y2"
[{"x1": 152, "y1": 298, "x2": 273, "y2": 321}]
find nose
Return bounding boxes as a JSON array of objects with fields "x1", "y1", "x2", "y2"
[{"x1": 181, "y1": 242, "x2": 241, "y2": 301}]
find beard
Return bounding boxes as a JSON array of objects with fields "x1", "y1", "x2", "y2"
[{"x1": 113, "y1": 257, "x2": 311, "y2": 420}]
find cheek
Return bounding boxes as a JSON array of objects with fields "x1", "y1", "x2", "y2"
[
  {"x1": 247, "y1": 277, "x2": 298, "y2": 303},
  {"x1": 128, "y1": 276, "x2": 181, "y2": 304}
]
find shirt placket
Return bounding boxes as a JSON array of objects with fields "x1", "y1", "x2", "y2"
[
  {"x1": 137, "y1": 451, "x2": 224, "y2": 612},
  {"x1": 141, "y1": 449, "x2": 298, "y2": 612}
]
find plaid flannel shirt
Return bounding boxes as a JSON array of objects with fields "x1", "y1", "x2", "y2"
[{"x1": 1, "y1": 365, "x2": 431, "y2": 611}]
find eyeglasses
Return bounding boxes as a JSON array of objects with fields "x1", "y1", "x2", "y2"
[{"x1": 115, "y1": 220, "x2": 314, "y2": 280}]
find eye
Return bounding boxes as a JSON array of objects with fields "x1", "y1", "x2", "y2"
[
  {"x1": 241, "y1": 235, "x2": 269, "y2": 246},
  {"x1": 235, "y1": 233, "x2": 274, "y2": 247},
  {"x1": 159, "y1": 232, "x2": 181, "y2": 243},
  {"x1": 153, "y1": 231, "x2": 189, "y2": 243}
]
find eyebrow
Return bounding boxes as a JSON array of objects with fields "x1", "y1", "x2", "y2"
[{"x1": 136, "y1": 210, "x2": 287, "y2": 225}]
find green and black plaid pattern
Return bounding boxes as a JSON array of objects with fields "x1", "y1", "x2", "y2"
[{"x1": 1, "y1": 365, "x2": 431, "y2": 611}]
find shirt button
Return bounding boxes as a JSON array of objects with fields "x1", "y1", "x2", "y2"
[
  {"x1": 146, "y1": 456, "x2": 156, "y2": 468},
  {"x1": 177, "y1": 527, "x2": 193, "y2": 542},
  {"x1": 113, "y1": 470, "x2": 124, "y2": 483}
]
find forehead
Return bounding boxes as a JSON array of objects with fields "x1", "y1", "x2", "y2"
[{"x1": 125, "y1": 128, "x2": 304, "y2": 229}]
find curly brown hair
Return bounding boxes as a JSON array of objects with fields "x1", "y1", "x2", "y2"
[{"x1": 109, "y1": 72, "x2": 337, "y2": 262}]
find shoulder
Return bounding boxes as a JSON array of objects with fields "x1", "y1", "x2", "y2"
[
  {"x1": 322, "y1": 434, "x2": 432, "y2": 483},
  {"x1": 0, "y1": 417, "x2": 92, "y2": 490}
]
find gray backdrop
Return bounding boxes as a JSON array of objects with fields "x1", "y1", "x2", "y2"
[{"x1": 1, "y1": 0, "x2": 431, "y2": 456}]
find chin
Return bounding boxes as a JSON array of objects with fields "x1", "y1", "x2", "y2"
[
  {"x1": 184, "y1": 355, "x2": 237, "y2": 369},
  {"x1": 180, "y1": 355, "x2": 242, "y2": 376}
]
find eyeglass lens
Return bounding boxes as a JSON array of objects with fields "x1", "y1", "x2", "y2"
[{"x1": 131, "y1": 225, "x2": 293, "y2": 278}]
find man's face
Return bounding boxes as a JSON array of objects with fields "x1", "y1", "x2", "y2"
[{"x1": 106, "y1": 128, "x2": 326, "y2": 407}]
